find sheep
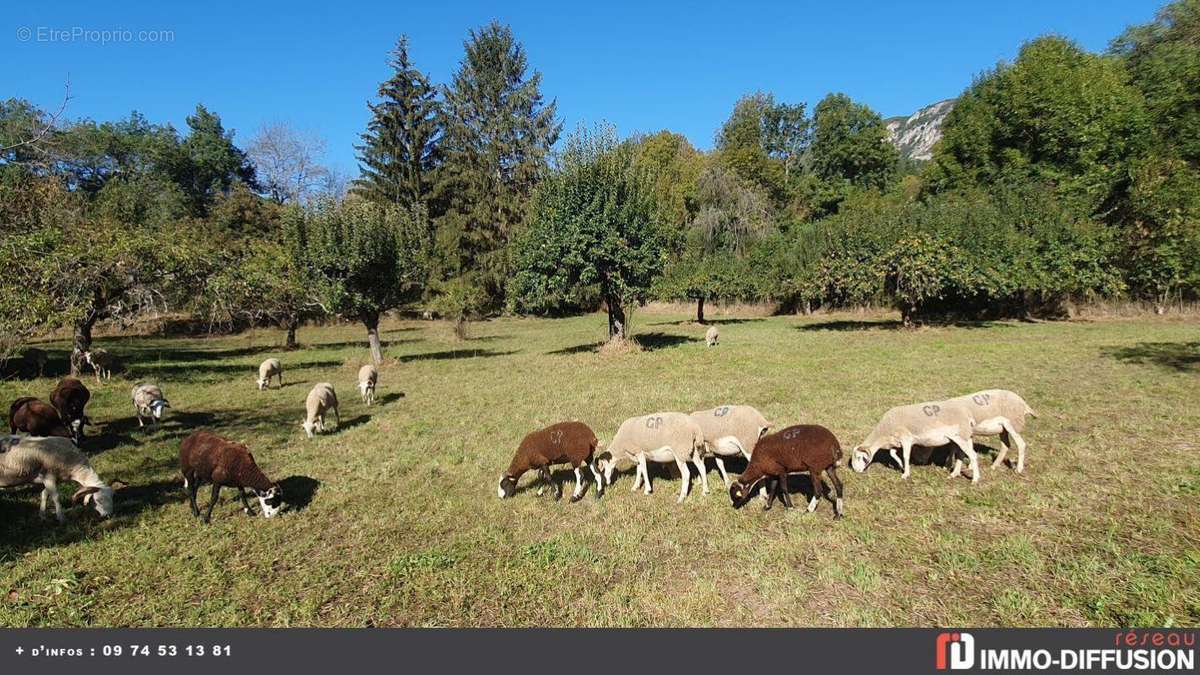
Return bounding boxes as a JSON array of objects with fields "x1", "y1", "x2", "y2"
[
  {"x1": 357, "y1": 364, "x2": 378, "y2": 405},
  {"x1": 21, "y1": 347, "x2": 48, "y2": 377},
  {"x1": 0, "y1": 435, "x2": 121, "y2": 521},
  {"x1": 705, "y1": 325, "x2": 720, "y2": 347},
  {"x1": 9, "y1": 397, "x2": 72, "y2": 441},
  {"x1": 498, "y1": 421, "x2": 603, "y2": 502},
  {"x1": 83, "y1": 348, "x2": 116, "y2": 382},
  {"x1": 689, "y1": 405, "x2": 772, "y2": 488},
  {"x1": 179, "y1": 430, "x2": 283, "y2": 522},
  {"x1": 729, "y1": 424, "x2": 845, "y2": 518},
  {"x1": 50, "y1": 378, "x2": 91, "y2": 445},
  {"x1": 301, "y1": 383, "x2": 339, "y2": 438},
  {"x1": 943, "y1": 389, "x2": 1037, "y2": 474},
  {"x1": 131, "y1": 383, "x2": 170, "y2": 429},
  {"x1": 597, "y1": 412, "x2": 706, "y2": 503},
  {"x1": 256, "y1": 358, "x2": 283, "y2": 390},
  {"x1": 850, "y1": 400, "x2": 980, "y2": 483}
]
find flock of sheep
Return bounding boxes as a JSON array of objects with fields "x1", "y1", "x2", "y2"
[
  {"x1": 499, "y1": 389, "x2": 1036, "y2": 517},
  {"x1": 2, "y1": 339, "x2": 1036, "y2": 527},
  {"x1": 1, "y1": 354, "x2": 379, "y2": 523}
]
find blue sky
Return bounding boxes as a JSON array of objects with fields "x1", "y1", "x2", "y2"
[{"x1": 4, "y1": 0, "x2": 1163, "y2": 175}]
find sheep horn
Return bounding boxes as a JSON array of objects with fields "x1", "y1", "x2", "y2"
[{"x1": 71, "y1": 485, "x2": 100, "y2": 504}]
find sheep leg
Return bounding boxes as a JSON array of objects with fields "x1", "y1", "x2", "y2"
[
  {"x1": 333, "y1": 406, "x2": 340, "y2": 429},
  {"x1": 692, "y1": 455, "x2": 710, "y2": 495},
  {"x1": 827, "y1": 466, "x2": 845, "y2": 518},
  {"x1": 589, "y1": 460, "x2": 604, "y2": 498},
  {"x1": 997, "y1": 421, "x2": 1027, "y2": 473},
  {"x1": 185, "y1": 477, "x2": 201, "y2": 517},
  {"x1": 45, "y1": 478, "x2": 64, "y2": 523},
  {"x1": 900, "y1": 439, "x2": 913, "y2": 479},
  {"x1": 777, "y1": 473, "x2": 794, "y2": 509},
  {"x1": 137, "y1": 411, "x2": 144, "y2": 428},
  {"x1": 714, "y1": 456, "x2": 731, "y2": 488},
  {"x1": 888, "y1": 448, "x2": 901, "y2": 467},
  {"x1": 637, "y1": 455, "x2": 652, "y2": 494},
  {"x1": 808, "y1": 471, "x2": 822, "y2": 512},
  {"x1": 238, "y1": 488, "x2": 254, "y2": 515},
  {"x1": 675, "y1": 457, "x2": 691, "y2": 503},
  {"x1": 542, "y1": 467, "x2": 561, "y2": 501},
  {"x1": 950, "y1": 435, "x2": 980, "y2": 483},
  {"x1": 762, "y1": 477, "x2": 776, "y2": 511},
  {"x1": 204, "y1": 484, "x2": 221, "y2": 523},
  {"x1": 571, "y1": 466, "x2": 585, "y2": 502}
]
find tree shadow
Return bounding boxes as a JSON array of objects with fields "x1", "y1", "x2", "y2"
[
  {"x1": 399, "y1": 349, "x2": 516, "y2": 363},
  {"x1": 546, "y1": 342, "x2": 603, "y2": 356},
  {"x1": 279, "y1": 475, "x2": 320, "y2": 512},
  {"x1": 648, "y1": 318, "x2": 765, "y2": 326},
  {"x1": 129, "y1": 359, "x2": 342, "y2": 383},
  {"x1": 634, "y1": 332, "x2": 699, "y2": 350},
  {"x1": 335, "y1": 415, "x2": 371, "y2": 432},
  {"x1": 1102, "y1": 341, "x2": 1200, "y2": 373},
  {"x1": 795, "y1": 319, "x2": 904, "y2": 332}
]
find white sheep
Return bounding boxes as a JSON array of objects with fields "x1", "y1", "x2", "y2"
[
  {"x1": 131, "y1": 383, "x2": 170, "y2": 429},
  {"x1": 598, "y1": 412, "x2": 706, "y2": 503},
  {"x1": 942, "y1": 389, "x2": 1037, "y2": 474},
  {"x1": 83, "y1": 348, "x2": 116, "y2": 382},
  {"x1": 302, "y1": 383, "x2": 339, "y2": 438},
  {"x1": 850, "y1": 400, "x2": 981, "y2": 483},
  {"x1": 357, "y1": 364, "x2": 378, "y2": 405},
  {"x1": 705, "y1": 325, "x2": 719, "y2": 347},
  {"x1": 689, "y1": 405, "x2": 772, "y2": 488},
  {"x1": 0, "y1": 435, "x2": 121, "y2": 521},
  {"x1": 256, "y1": 358, "x2": 283, "y2": 390}
]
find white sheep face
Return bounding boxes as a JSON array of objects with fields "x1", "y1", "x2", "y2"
[
  {"x1": 301, "y1": 420, "x2": 316, "y2": 438},
  {"x1": 850, "y1": 448, "x2": 871, "y2": 473},
  {"x1": 85, "y1": 486, "x2": 115, "y2": 518},
  {"x1": 256, "y1": 486, "x2": 283, "y2": 517},
  {"x1": 150, "y1": 400, "x2": 169, "y2": 419},
  {"x1": 257, "y1": 377, "x2": 268, "y2": 390}
]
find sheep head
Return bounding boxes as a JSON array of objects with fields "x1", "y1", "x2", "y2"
[
  {"x1": 729, "y1": 477, "x2": 764, "y2": 509},
  {"x1": 255, "y1": 485, "x2": 284, "y2": 518},
  {"x1": 497, "y1": 474, "x2": 517, "y2": 499}
]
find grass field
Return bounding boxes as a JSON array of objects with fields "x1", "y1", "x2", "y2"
[{"x1": 1, "y1": 310, "x2": 1198, "y2": 627}]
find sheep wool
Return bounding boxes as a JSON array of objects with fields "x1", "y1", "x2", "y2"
[
  {"x1": 0, "y1": 435, "x2": 115, "y2": 521},
  {"x1": 602, "y1": 412, "x2": 706, "y2": 503},
  {"x1": 499, "y1": 421, "x2": 602, "y2": 502},
  {"x1": 943, "y1": 389, "x2": 1037, "y2": 474},
  {"x1": 689, "y1": 405, "x2": 772, "y2": 488},
  {"x1": 851, "y1": 400, "x2": 980, "y2": 483},
  {"x1": 257, "y1": 358, "x2": 283, "y2": 390}
]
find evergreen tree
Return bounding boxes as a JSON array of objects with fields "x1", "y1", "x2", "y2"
[
  {"x1": 354, "y1": 36, "x2": 441, "y2": 213},
  {"x1": 175, "y1": 104, "x2": 257, "y2": 216},
  {"x1": 437, "y1": 21, "x2": 561, "y2": 305}
]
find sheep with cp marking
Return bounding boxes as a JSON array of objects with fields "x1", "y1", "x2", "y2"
[
  {"x1": 357, "y1": 364, "x2": 378, "y2": 405},
  {"x1": 598, "y1": 412, "x2": 706, "y2": 503},
  {"x1": 256, "y1": 358, "x2": 283, "y2": 390},
  {"x1": 0, "y1": 435, "x2": 121, "y2": 521},
  {"x1": 132, "y1": 383, "x2": 170, "y2": 429},
  {"x1": 850, "y1": 400, "x2": 980, "y2": 483},
  {"x1": 498, "y1": 421, "x2": 604, "y2": 502},
  {"x1": 942, "y1": 389, "x2": 1037, "y2": 475},
  {"x1": 302, "y1": 383, "x2": 339, "y2": 438},
  {"x1": 729, "y1": 424, "x2": 846, "y2": 518},
  {"x1": 705, "y1": 325, "x2": 719, "y2": 347},
  {"x1": 50, "y1": 378, "x2": 91, "y2": 445},
  {"x1": 180, "y1": 430, "x2": 283, "y2": 522},
  {"x1": 9, "y1": 397, "x2": 72, "y2": 441},
  {"x1": 689, "y1": 405, "x2": 772, "y2": 489}
]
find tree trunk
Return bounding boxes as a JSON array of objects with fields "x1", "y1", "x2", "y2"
[
  {"x1": 453, "y1": 315, "x2": 469, "y2": 341},
  {"x1": 364, "y1": 313, "x2": 382, "y2": 365},
  {"x1": 70, "y1": 315, "x2": 97, "y2": 376},
  {"x1": 285, "y1": 316, "x2": 299, "y2": 349},
  {"x1": 606, "y1": 298, "x2": 628, "y2": 340},
  {"x1": 696, "y1": 297, "x2": 706, "y2": 324}
]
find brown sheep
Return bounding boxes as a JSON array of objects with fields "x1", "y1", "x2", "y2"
[
  {"x1": 180, "y1": 430, "x2": 283, "y2": 523},
  {"x1": 9, "y1": 397, "x2": 73, "y2": 441},
  {"x1": 50, "y1": 378, "x2": 91, "y2": 445},
  {"x1": 498, "y1": 421, "x2": 603, "y2": 502},
  {"x1": 729, "y1": 424, "x2": 845, "y2": 518}
]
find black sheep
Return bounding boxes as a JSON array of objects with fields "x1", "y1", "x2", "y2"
[
  {"x1": 9, "y1": 397, "x2": 73, "y2": 441},
  {"x1": 50, "y1": 378, "x2": 91, "y2": 445},
  {"x1": 729, "y1": 424, "x2": 845, "y2": 518}
]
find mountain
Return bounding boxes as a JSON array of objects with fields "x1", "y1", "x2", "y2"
[{"x1": 885, "y1": 99, "x2": 954, "y2": 162}]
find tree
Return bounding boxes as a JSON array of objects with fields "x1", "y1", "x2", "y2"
[
  {"x1": 509, "y1": 126, "x2": 665, "y2": 340},
  {"x1": 174, "y1": 104, "x2": 258, "y2": 215},
  {"x1": 291, "y1": 198, "x2": 428, "y2": 363},
  {"x1": 354, "y1": 36, "x2": 441, "y2": 212},
  {"x1": 437, "y1": 22, "x2": 560, "y2": 305},
  {"x1": 808, "y1": 93, "x2": 897, "y2": 214},
  {"x1": 249, "y1": 122, "x2": 331, "y2": 205}
]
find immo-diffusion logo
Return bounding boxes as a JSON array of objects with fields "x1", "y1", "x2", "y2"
[
  {"x1": 936, "y1": 632, "x2": 975, "y2": 670},
  {"x1": 934, "y1": 631, "x2": 1195, "y2": 671}
]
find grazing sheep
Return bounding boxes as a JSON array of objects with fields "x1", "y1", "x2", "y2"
[
  {"x1": 179, "y1": 430, "x2": 283, "y2": 522},
  {"x1": 301, "y1": 383, "x2": 339, "y2": 438},
  {"x1": 498, "y1": 421, "x2": 603, "y2": 502},
  {"x1": 357, "y1": 364, "x2": 378, "y2": 405},
  {"x1": 83, "y1": 348, "x2": 116, "y2": 382},
  {"x1": 598, "y1": 412, "x2": 705, "y2": 503},
  {"x1": 50, "y1": 378, "x2": 91, "y2": 445},
  {"x1": 256, "y1": 358, "x2": 283, "y2": 390},
  {"x1": 9, "y1": 397, "x2": 72, "y2": 441},
  {"x1": 689, "y1": 405, "x2": 772, "y2": 488},
  {"x1": 705, "y1": 325, "x2": 719, "y2": 347},
  {"x1": 850, "y1": 401, "x2": 980, "y2": 483},
  {"x1": 21, "y1": 347, "x2": 48, "y2": 377},
  {"x1": 943, "y1": 389, "x2": 1037, "y2": 474},
  {"x1": 0, "y1": 435, "x2": 121, "y2": 521},
  {"x1": 131, "y1": 383, "x2": 170, "y2": 429},
  {"x1": 729, "y1": 424, "x2": 845, "y2": 518}
]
